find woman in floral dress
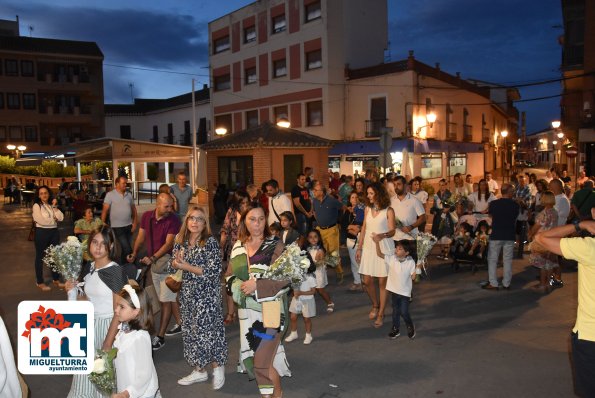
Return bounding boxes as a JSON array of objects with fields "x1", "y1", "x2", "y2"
[
  {"x1": 528, "y1": 191, "x2": 558, "y2": 292},
  {"x1": 173, "y1": 206, "x2": 228, "y2": 390}
]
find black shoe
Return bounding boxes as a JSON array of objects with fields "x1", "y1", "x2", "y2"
[
  {"x1": 550, "y1": 279, "x2": 564, "y2": 288},
  {"x1": 388, "y1": 327, "x2": 400, "y2": 340},
  {"x1": 407, "y1": 324, "x2": 416, "y2": 339},
  {"x1": 482, "y1": 284, "x2": 499, "y2": 291},
  {"x1": 165, "y1": 324, "x2": 182, "y2": 336},
  {"x1": 501, "y1": 285, "x2": 511, "y2": 291},
  {"x1": 151, "y1": 336, "x2": 165, "y2": 351}
]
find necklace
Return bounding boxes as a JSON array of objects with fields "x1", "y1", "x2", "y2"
[{"x1": 372, "y1": 205, "x2": 379, "y2": 212}]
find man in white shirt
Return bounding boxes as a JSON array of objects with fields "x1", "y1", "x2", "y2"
[
  {"x1": 390, "y1": 176, "x2": 426, "y2": 242},
  {"x1": 550, "y1": 178, "x2": 571, "y2": 288},
  {"x1": 265, "y1": 179, "x2": 293, "y2": 226},
  {"x1": 485, "y1": 172, "x2": 499, "y2": 196}
]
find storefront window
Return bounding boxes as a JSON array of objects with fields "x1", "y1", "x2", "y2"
[
  {"x1": 448, "y1": 153, "x2": 467, "y2": 176},
  {"x1": 421, "y1": 153, "x2": 442, "y2": 179}
]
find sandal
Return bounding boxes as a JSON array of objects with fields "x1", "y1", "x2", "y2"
[
  {"x1": 374, "y1": 314, "x2": 384, "y2": 328},
  {"x1": 369, "y1": 306, "x2": 379, "y2": 320},
  {"x1": 223, "y1": 313, "x2": 236, "y2": 326},
  {"x1": 36, "y1": 283, "x2": 51, "y2": 292}
]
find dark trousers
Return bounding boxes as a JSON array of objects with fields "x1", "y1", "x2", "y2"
[
  {"x1": 572, "y1": 332, "x2": 595, "y2": 397},
  {"x1": 34, "y1": 228, "x2": 60, "y2": 284},
  {"x1": 391, "y1": 293, "x2": 413, "y2": 329},
  {"x1": 295, "y1": 212, "x2": 311, "y2": 237},
  {"x1": 515, "y1": 220, "x2": 528, "y2": 258},
  {"x1": 113, "y1": 225, "x2": 133, "y2": 265}
]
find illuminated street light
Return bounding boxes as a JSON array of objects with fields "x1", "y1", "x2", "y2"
[
  {"x1": 215, "y1": 126, "x2": 227, "y2": 136},
  {"x1": 415, "y1": 112, "x2": 437, "y2": 138},
  {"x1": 500, "y1": 130, "x2": 508, "y2": 138},
  {"x1": 276, "y1": 117, "x2": 291, "y2": 128},
  {"x1": 6, "y1": 144, "x2": 26, "y2": 159},
  {"x1": 557, "y1": 131, "x2": 564, "y2": 139},
  {"x1": 552, "y1": 140, "x2": 558, "y2": 145},
  {"x1": 551, "y1": 120, "x2": 561, "y2": 129},
  {"x1": 6, "y1": 144, "x2": 16, "y2": 150}
]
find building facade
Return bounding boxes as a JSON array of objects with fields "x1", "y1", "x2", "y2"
[{"x1": 0, "y1": 18, "x2": 105, "y2": 156}]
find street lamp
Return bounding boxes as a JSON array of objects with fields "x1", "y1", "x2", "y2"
[
  {"x1": 415, "y1": 112, "x2": 436, "y2": 139},
  {"x1": 552, "y1": 140, "x2": 558, "y2": 163},
  {"x1": 500, "y1": 130, "x2": 508, "y2": 183},
  {"x1": 276, "y1": 117, "x2": 290, "y2": 128},
  {"x1": 6, "y1": 144, "x2": 26, "y2": 159},
  {"x1": 551, "y1": 120, "x2": 561, "y2": 129},
  {"x1": 215, "y1": 126, "x2": 227, "y2": 136}
]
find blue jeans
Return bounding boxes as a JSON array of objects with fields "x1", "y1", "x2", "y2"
[
  {"x1": 391, "y1": 293, "x2": 413, "y2": 329},
  {"x1": 487, "y1": 240, "x2": 514, "y2": 288}
]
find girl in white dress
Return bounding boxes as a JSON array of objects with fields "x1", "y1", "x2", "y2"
[
  {"x1": 355, "y1": 182, "x2": 396, "y2": 328},
  {"x1": 66, "y1": 226, "x2": 127, "y2": 398},
  {"x1": 112, "y1": 283, "x2": 160, "y2": 398}
]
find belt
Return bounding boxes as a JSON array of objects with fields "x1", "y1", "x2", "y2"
[{"x1": 318, "y1": 224, "x2": 336, "y2": 230}]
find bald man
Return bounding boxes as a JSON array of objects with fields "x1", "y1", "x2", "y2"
[
  {"x1": 128, "y1": 193, "x2": 182, "y2": 350},
  {"x1": 101, "y1": 175, "x2": 137, "y2": 264}
]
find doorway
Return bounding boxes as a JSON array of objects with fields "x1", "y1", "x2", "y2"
[{"x1": 283, "y1": 155, "x2": 303, "y2": 193}]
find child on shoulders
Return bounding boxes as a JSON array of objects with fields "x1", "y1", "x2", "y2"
[
  {"x1": 372, "y1": 234, "x2": 416, "y2": 340},
  {"x1": 112, "y1": 282, "x2": 160, "y2": 398}
]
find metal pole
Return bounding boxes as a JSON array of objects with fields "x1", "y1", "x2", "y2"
[{"x1": 191, "y1": 79, "x2": 197, "y2": 193}]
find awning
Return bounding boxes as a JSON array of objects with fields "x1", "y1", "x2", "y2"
[{"x1": 329, "y1": 139, "x2": 413, "y2": 156}]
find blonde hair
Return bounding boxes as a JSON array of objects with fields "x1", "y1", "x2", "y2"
[{"x1": 175, "y1": 206, "x2": 211, "y2": 246}]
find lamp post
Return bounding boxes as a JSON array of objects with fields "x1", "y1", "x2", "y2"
[
  {"x1": 552, "y1": 140, "x2": 558, "y2": 163},
  {"x1": 500, "y1": 130, "x2": 508, "y2": 183},
  {"x1": 414, "y1": 112, "x2": 437, "y2": 178},
  {"x1": 6, "y1": 144, "x2": 26, "y2": 159},
  {"x1": 276, "y1": 117, "x2": 290, "y2": 128}
]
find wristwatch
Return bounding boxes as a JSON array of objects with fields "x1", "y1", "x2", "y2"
[{"x1": 573, "y1": 219, "x2": 582, "y2": 234}]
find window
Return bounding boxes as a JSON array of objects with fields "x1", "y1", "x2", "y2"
[
  {"x1": 24, "y1": 126, "x2": 37, "y2": 142},
  {"x1": 9, "y1": 126, "x2": 21, "y2": 140},
  {"x1": 213, "y1": 35, "x2": 230, "y2": 54},
  {"x1": 22, "y1": 94, "x2": 36, "y2": 110},
  {"x1": 273, "y1": 59, "x2": 287, "y2": 78},
  {"x1": 421, "y1": 153, "x2": 442, "y2": 179},
  {"x1": 0, "y1": 126, "x2": 5, "y2": 141},
  {"x1": 272, "y1": 14, "x2": 286, "y2": 34},
  {"x1": 7, "y1": 93, "x2": 19, "y2": 109},
  {"x1": 245, "y1": 67, "x2": 257, "y2": 85},
  {"x1": 306, "y1": 101, "x2": 323, "y2": 126},
  {"x1": 214, "y1": 74, "x2": 231, "y2": 91},
  {"x1": 214, "y1": 114, "x2": 232, "y2": 134},
  {"x1": 449, "y1": 153, "x2": 467, "y2": 176},
  {"x1": 218, "y1": 156, "x2": 253, "y2": 189},
  {"x1": 167, "y1": 123, "x2": 173, "y2": 144},
  {"x1": 305, "y1": 49, "x2": 322, "y2": 70},
  {"x1": 274, "y1": 105, "x2": 288, "y2": 122},
  {"x1": 305, "y1": 1, "x2": 321, "y2": 22},
  {"x1": 246, "y1": 110, "x2": 259, "y2": 128},
  {"x1": 120, "y1": 125, "x2": 131, "y2": 139},
  {"x1": 244, "y1": 25, "x2": 256, "y2": 43},
  {"x1": 5, "y1": 60, "x2": 17, "y2": 76},
  {"x1": 0, "y1": 93, "x2": 3, "y2": 109},
  {"x1": 20, "y1": 61, "x2": 34, "y2": 77},
  {"x1": 152, "y1": 125, "x2": 158, "y2": 142}
]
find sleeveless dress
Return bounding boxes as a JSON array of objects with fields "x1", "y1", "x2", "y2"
[{"x1": 359, "y1": 208, "x2": 395, "y2": 277}]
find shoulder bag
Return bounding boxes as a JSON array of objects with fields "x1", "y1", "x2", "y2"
[
  {"x1": 148, "y1": 217, "x2": 172, "y2": 274},
  {"x1": 28, "y1": 204, "x2": 38, "y2": 241}
]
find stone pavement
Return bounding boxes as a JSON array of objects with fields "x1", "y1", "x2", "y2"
[{"x1": 0, "y1": 202, "x2": 578, "y2": 397}]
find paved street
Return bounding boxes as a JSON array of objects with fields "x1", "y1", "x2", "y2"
[{"x1": 1, "y1": 202, "x2": 578, "y2": 397}]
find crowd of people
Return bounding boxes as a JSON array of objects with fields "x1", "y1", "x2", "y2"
[{"x1": 23, "y1": 164, "x2": 595, "y2": 397}]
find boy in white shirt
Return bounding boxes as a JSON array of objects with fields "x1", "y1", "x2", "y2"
[
  {"x1": 373, "y1": 233, "x2": 417, "y2": 340},
  {"x1": 285, "y1": 271, "x2": 317, "y2": 345}
]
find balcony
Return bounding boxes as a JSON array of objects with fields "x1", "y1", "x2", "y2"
[
  {"x1": 163, "y1": 135, "x2": 174, "y2": 145},
  {"x1": 482, "y1": 128, "x2": 490, "y2": 143},
  {"x1": 463, "y1": 125, "x2": 473, "y2": 142},
  {"x1": 179, "y1": 133, "x2": 191, "y2": 146},
  {"x1": 364, "y1": 119, "x2": 387, "y2": 138},
  {"x1": 447, "y1": 123, "x2": 457, "y2": 141}
]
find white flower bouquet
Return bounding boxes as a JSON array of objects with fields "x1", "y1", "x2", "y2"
[
  {"x1": 323, "y1": 251, "x2": 340, "y2": 269},
  {"x1": 43, "y1": 236, "x2": 83, "y2": 300},
  {"x1": 88, "y1": 348, "x2": 118, "y2": 395},
  {"x1": 415, "y1": 232, "x2": 438, "y2": 282},
  {"x1": 261, "y1": 242, "x2": 310, "y2": 289}
]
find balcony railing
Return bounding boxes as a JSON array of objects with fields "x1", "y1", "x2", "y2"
[
  {"x1": 163, "y1": 135, "x2": 174, "y2": 144},
  {"x1": 482, "y1": 128, "x2": 490, "y2": 143},
  {"x1": 179, "y1": 133, "x2": 191, "y2": 146},
  {"x1": 463, "y1": 124, "x2": 473, "y2": 142},
  {"x1": 447, "y1": 123, "x2": 457, "y2": 141},
  {"x1": 364, "y1": 119, "x2": 387, "y2": 137}
]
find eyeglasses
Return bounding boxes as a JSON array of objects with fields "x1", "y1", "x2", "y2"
[{"x1": 188, "y1": 216, "x2": 206, "y2": 223}]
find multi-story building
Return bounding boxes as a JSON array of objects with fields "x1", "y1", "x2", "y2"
[
  {"x1": 561, "y1": 0, "x2": 594, "y2": 175},
  {"x1": 206, "y1": 0, "x2": 519, "y2": 190},
  {"x1": 0, "y1": 17, "x2": 105, "y2": 156}
]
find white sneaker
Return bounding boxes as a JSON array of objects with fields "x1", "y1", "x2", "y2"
[
  {"x1": 178, "y1": 369, "x2": 208, "y2": 385},
  {"x1": 212, "y1": 366, "x2": 225, "y2": 390},
  {"x1": 303, "y1": 333, "x2": 313, "y2": 345},
  {"x1": 284, "y1": 331, "x2": 298, "y2": 342}
]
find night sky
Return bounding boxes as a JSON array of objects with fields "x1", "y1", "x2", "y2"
[{"x1": 1, "y1": 0, "x2": 563, "y2": 133}]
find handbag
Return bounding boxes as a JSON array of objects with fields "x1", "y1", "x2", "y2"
[
  {"x1": 28, "y1": 220, "x2": 36, "y2": 241},
  {"x1": 262, "y1": 300, "x2": 281, "y2": 328},
  {"x1": 165, "y1": 269, "x2": 183, "y2": 293}
]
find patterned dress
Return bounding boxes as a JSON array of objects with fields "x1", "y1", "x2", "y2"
[
  {"x1": 221, "y1": 209, "x2": 240, "y2": 260},
  {"x1": 176, "y1": 236, "x2": 228, "y2": 368},
  {"x1": 530, "y1": 207, "x2": 559, "y2": 270}
]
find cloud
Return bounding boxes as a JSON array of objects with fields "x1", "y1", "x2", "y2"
[{"x1": 4, "y1": 2, "x2": 209, "y2": 68}]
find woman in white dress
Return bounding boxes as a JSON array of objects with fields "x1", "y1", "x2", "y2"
[
  {"x1": 355, "y1": 182, "x2": 396, "y2": 328},
  {"x1": 468, "y1": 179, "x2": 495, "y2": 223}
]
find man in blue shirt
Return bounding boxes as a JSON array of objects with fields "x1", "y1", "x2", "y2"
[
  {"x1": 484, "y1": 183, "x2": 520, "y2": 290},
  {"x1": 170, "y1": 172, "x2": 193, "y2": 219}
]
